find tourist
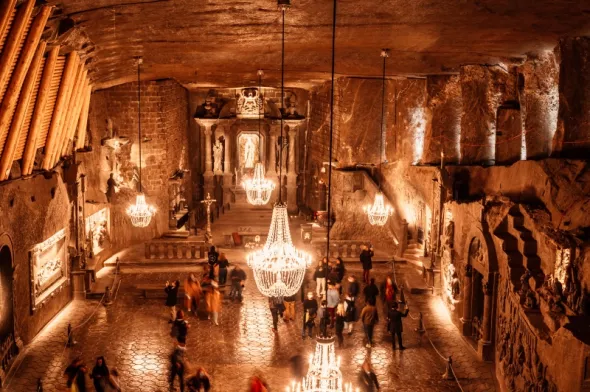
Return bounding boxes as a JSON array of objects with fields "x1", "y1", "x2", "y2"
[
  {"x1": 359, "y1": 244, "x2": 374, "y2": 284},
  {"x1": 269, "y1": 296, "x2": 283, "y2": 332},
  {"x1": 105, "y1": 368, "x2": 122, "y2": 392},
  {"x1": 206, "y1": 281, "x2": 221, "y2": 325},
  {"x1": 363, "y1": 278, "x2": 379, "y2": 305},
  {"x1": 334, "y1": 257, "x2": 346, "y2": 285},
  {"x1": 327, "y1": 262, "x2": 340, "y2": 287},
  {"x1": 283, "y1": 293, "x2": 296, "y2": 322},
  {"x1": 360, "y1": 298, "x2": 379, "y2": 348},
  {"x1": 207, "y1": 246, "x2": 219, "y2": 279},
  {"x1": 172, "y1": 310, "x2": 190, "y2": 344},
  {"x1": 347, "y1": 275, "x2": 360, "y2": 298},
  {"x1": 249, "y1": 374, "x2": 269, "y2": 392},
  {"x1": 186, "y1": 367, "x2": 211, "y2": 391},
  {"x1": 326, "y1": 284, "x2": 340, "y2": 327},
  {"x1": 358, "y1": 358, "x2": 380, "y2": 391},
  {"x1": 335, "y1": 302, "x2": 346, "y2": 347},
  {"x1": 64, "y1": 357, "x2": 87, "y2": 392},
  {"x1": 313, "y1": 261, "x2": 327, "y2": 298},
  {"x1": 217, "y1": 253, "x2": 229, "y2": 285},
  {"x1": 344, "y1": 293, "x2": 357, "y2": 334},
  {"x1": 184, "y1": 273, "x2": 202, "y2": 316},
  {"x1": 169, "y1": 342, "x2": 187, "y2": 392},
  {"x1": 380, "y1": 275, "x2": 398, "y2": 311},
  {"x1": 303, "y1": 292, "x2": 318, "y2": 338},
  {"x1": 165, "y1": 280, "x2": 180, "y2": 323},
  {"x1": 318, "y1": 300, "x2": 330, "y2": 337},
  {"x1": 229, "y1": 265, "x2": 246, "y2": 301},
  {"x1": 90, "y1": 356, "x2": 109, "y2": 392},
  {"x1": 387, "y1": 302, "x2": 409, "y2": 350}
]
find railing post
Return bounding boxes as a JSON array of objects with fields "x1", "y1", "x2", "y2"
[
  {"x1": 37, "y1": 378, "x2": 43, "y2": 392},
  {"x1": 442, "y1": 356, "x2": 454, "y2": 380}
]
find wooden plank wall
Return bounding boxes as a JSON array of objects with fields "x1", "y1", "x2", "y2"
[{"x1": 0, "y1": 2, "x2": 93, "y2": 181}]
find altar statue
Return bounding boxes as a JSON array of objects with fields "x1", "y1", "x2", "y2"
[
  {"x1": 213, "y1": 140, "x2": 223, "y2": 173},
  {"x1": 244, "y1": 136, "x2": 256, "y2": 169}
]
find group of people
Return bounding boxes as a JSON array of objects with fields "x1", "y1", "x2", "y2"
[{"x1": 64, "y1": 356, "x2": 122, "y2": 392}]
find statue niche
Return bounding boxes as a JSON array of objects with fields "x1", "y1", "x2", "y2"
[{"x1": 238, "y1": 134, "x2": 259, "y2": 171}]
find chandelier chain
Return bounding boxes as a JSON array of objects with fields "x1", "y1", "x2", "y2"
[
  {"x1": 279, "y1": 6, "x2": 285, "y2": 202},
  {"x1": 137, "y1": 58, "x2": 142, "y2": 193},
  {"x1": 326, "y1": 0, "x2": 337, "y2": 258}
]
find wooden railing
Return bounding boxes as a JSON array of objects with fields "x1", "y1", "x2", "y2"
[
  {"x1": 311, "y1": 240, "x2": 371, "y2": 259},
  {"x1": 144, "y1": 241, "x2": 206, "y2": 260}
]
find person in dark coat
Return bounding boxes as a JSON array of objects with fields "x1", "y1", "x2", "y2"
[
  {"x1": 173, "y1": 310, "x2": 190, "y2": 344},
  {"x1": 65, "y1": 357, "x2": 87, "y2": 392},
  {"x1": 207, "y1": 246, "x2": 219, "y2": 279},
  {"x1": 90, "y1": 356, "x2": 109, "y2": 392},
  {"x1": 359, "y1": 245, "x2": 374, "y2": 284},
  {"x1": 165, "y1": 280, "x2": 180, "y2": 322},
  {"x1": 318, "y1": 300, "x2": 330, "y2": 338},
  {"x1": 334, "y1": 257, "x2": 346, "y2": 282},
  {"x1": 344, "y1": 293, "x2": 357, "y2": 334},
  {"x1": 269, "y1": 296, "x2": 283, "y2": 333},
  {"x1": 347, "y1": 275, "x2": 360, "y2": 298},
  {"x1": 387, "y1": 302, "x2": 410, "y2": 350},
  {"x1": 303, "y1": 292, "x2": 318, "y2": 338},
  {"x1": 358, "y1": 358, "x2": 380, "y2": 391},
  {"x1": 217, "y1": 253, "x2": 229, "y2": 285},
  {"x1": 313, "y1": 262, "x2": 328, "y2": 298},
  {"x1": 229, "y1": 265, "x2": 246, "y2": 301},
  {"x1": 363, "y1": 278, "x2": 379, "y2": 304},
  {"x1": 360, "y1": 298, "x2": 379, "y2": 348},
  {"x1": 187, "y1": 367, "x2": 211, "y2": 391},
  {"x1": 169, "y1": 343, "x2": 187, "y2": 392}
]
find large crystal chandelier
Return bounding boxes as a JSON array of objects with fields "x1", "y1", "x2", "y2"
[
  {"x1": 286, "y1": 337, "x2": 356, "y2": 392},
  {"x1": 364, "y1": 49, "x2": 393, "y2": 227},
  {"x1": 126, "y1": 57, "x2": 156, "y2": 227},
  {"x1": 243, "y1": 69, "x2": 274, "y2": 205},
  {"x1": 243, "y1": 162, "x2": 275, "y2": 205},
  {"x1": 247, "y1": 203, "x2": 311, "y2": 297},
  {"x1": 247, "y1": 3, "x2": 311, "y2": 297},
  {"x1": 363, "y1": 192, "x2": 393, "y2": 226}
]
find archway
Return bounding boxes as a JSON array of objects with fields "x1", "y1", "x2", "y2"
[{"x1": 0, "y1": 244, "x2": 17, "y2": 385}]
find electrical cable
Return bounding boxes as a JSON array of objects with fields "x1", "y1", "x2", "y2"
[{"x1": 326, "y1": 0, "x2": 337, "y2": 257}]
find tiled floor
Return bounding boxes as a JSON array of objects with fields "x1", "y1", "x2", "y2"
[{"x1": 5, "y1": 260, "x2": 496, "y2": 391}]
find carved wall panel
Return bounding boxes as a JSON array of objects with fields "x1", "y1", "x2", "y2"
[
  {"x1": 85, "y1": 208, "x2": 110, "y2": 257},
  {"x1": 238, "y1": 133, "x2": 260, "y2": 170},
  {"x1": 236, "y1": 88, "x2": 263, "y2": 119},
  {"x1": 29, "y1": 229, "x2": 68, "y2": 313}
]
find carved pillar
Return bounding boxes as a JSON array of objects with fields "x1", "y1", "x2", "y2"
[
  {"x1": 267, "y1": 124, "x2": 278, "y2": 177},
  {"x1": 461, "y1": 264, "x2": 473, "y2": 336},
  {"x1": 223, "y1": 128, "x2": 233, "y2": 205},
  {"x1": 197, "y1": 119, "x2": 215, "y2": 197},
  {"x1": 478, "y1": 276, "x2": 495, "y2": 361},
  {"x1": 286, "y1": 123, "x2": 298, "y2": 213}
]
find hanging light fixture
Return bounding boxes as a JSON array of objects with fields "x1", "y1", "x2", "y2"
[
  {"x1": 242, "y1": 69, "x2": 275, "y2": 205},
  {"x1": 127, "y1": 57, "x2": 156, "y2": 227},
  {"x1": 364, "y1": 49, "x2": 393, "y2": 226},
  {"x1": 247, "y1": 0, "x2": 310, "y2": 298}
]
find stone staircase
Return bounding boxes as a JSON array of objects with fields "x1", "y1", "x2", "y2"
[{"x1": 401, "y1": 240, "x2": 429, "y2": 268}]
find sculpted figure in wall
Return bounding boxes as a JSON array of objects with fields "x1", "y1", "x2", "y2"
[
  {"x1": 243, "y1": 136, "x2": 256, "y2": 169},
  {"x1": 213, "y1": 140, "x2": 223, "y2": 173}
]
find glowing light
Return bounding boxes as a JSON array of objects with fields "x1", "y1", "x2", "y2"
[
  {"x1": 242, "y1": 162, "x2": 275, "y2": 205},
  {"x1": 410, "y1": 107, "x2": 426, "y2": 165},
  {"x1": 247, "y1": 203, "x2": 311, "y2": 297},
  {"x1": 286, "y1": 337, "x2": 356, "y2": 392},
  {"x1": 126, "y1": 194, "x2": 156, "y2": 227},
  {"x1": 363, "y1": 192, "x2": 393, "y2": 226}
]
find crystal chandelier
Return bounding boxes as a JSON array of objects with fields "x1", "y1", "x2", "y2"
[
  {"x1": 286, "y1": 337, "x2": 356, "y2": 392},
  {"x1": 363, "y1": 192, "x2": 393, "y2": 226},
  {"x1": 364, "y1": 49, "x2": 393, "y2": 227},
  {"x1": 247, "y1": 0, "x2": 310, "y2": 298},
  {"x1": 243, "y1": 70, "x2": 274, "y2": 205},
  {"x1": 243, "y1": 162, "x2": 275, "y2": 205},
  {"x1": 127, "y1": 57, "x2": 156, "y2": 227},
  {"x1": 247, "y1": 203, "x2": 311, "y2": 297}
]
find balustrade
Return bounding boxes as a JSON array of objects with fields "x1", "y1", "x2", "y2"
[
  {"x1": 311, "y1": 240, "x2": 370, "y2": 259},
  {"x1": 144, "y1": 241, "x2": 206, "y2": 260}
]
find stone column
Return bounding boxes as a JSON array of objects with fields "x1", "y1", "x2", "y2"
[
  {"x1": 461, "y1": 264, "x2": 473, "y2": 336},
  {"x1": 196, "y1": 119, "x2": 215, "y2": 196},
  {"x1": 286, "y1": 123, "x2": 298, "y2": 213},
  {"x1": 478, "y1": 277, "x2": 495, "y2": 361},
  {"x1": 267, "y1": 123, "x2": 278, "y2": 178},
  {"x1": 223, "y1": 128, "x2": 233, "y2": 205}
]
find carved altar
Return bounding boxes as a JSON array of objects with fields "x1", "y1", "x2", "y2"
[{"x1": 29, "y1": 229, "x2": 68, "y2": 312}]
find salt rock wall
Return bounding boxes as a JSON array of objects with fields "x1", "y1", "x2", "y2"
[
  {"x1": 87, "y1": 79, "x2": 190, "y2": 246},
  {"x1": 0, "y1": 172, "x2": 71, "y2": 344}
]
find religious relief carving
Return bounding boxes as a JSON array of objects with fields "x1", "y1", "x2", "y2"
[
  {"x1": 468, "y1": 237, "x2": 486, "y2": 270},
  {"x1": 236, "y1": 88, "x2": 263, "y2": 119},
  {"x1": 244, "y1": 137, "x2": 256, "y2": 169},
  {"x1": 213, "y1": 140, "x2": 223, "y2": 173},
  {"x1": 238, "y1": 134, "x2": 260, "y2": 171},
  {"x1": 85, "y1": 208, "x2": 110, "y2": 257},
  {"x1": 283, "y1": 91, "x2": 304, "y2": 119},
  {"x1": 30, "y1": 229, "x2": 68, "y2": 312}
]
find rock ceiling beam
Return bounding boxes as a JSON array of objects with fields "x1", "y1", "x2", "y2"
[
  {"x1": 74, "y1": 83, "x2": 92, "y2": 150},
  {"x1": 0, "y1": 40, "x2": 46, "y2": 180},
  {"x1": 0, "y1": 0, "x2": 17, "y2": 53},
  {"x1": 23, "y1": 45, "x2": 59, "y2": 176},
  {"x1": 60, "y1": 67, "x2": 88, "y2": 157}
]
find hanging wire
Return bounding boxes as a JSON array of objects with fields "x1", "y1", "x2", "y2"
[
  {"x1": 326, "y1": 0, "x2": 337, "y2": 257},
  {"x1": 278, "y1": 6, "x2": 286, "y2": 203},
  {"x1": 378, "y1": 50, "x2": 388, "y2": 191},
  {"x1": 258, "y1": 70, "x2": 263, "y2": 162},
  {"x1": 136, "y1": 57, "x2": 143, "y2": 193}
]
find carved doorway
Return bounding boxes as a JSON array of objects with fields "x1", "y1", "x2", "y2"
[{"x1": 0, "y1": 245, "x2": 17, "y2": 385}]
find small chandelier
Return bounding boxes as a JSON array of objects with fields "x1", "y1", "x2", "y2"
[
  {"x1": 363, "y1": 192, "x2": 393, "y2": 226},
  {"x1": 286, "y1": 336, "x2": 356, "y2": 392},
  {"x1": 243, "y1": 70, "x2": 274, "y2": 205},
  {"x1": 365, "y1": 49, "x2": 393, "y2": 227},
  {"x1": 247, "y1": 203, "x2": 311, "y2": 297},
  {"x1": 127, "y1": 57, "x2": 156, "y2": 227}
]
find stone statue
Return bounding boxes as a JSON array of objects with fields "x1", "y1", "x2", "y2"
[
  {"x1": 451, "y1": 272, "x2": 461, "y2": 300},
  {"x1": 213, "y1": 140, "x2": 223, "y2": 173},
  {"x1": 277, "y1": 136, "x2": 288, "y2": 173},
  {"x1": 243, "y1": 136, "x2": 256, "y2": 169},
  {"x1": 106, "y1": 173, "x2": 118, "y2": 202}
]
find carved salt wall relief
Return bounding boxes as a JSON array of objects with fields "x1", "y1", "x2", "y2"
[
  {"x1": 85, "y1": 208, "x2": 110, "y2": 257},
  {"x1": 236, "y1": 88, "x2": 263, "y2": 119},
  {"x1": 29, "y1": 229, "x2": 68, "y2": 313}
]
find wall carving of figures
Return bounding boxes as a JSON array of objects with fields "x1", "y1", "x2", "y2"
[
  {"x1": 236, "y1": 88, "x2": 263, "y2": 119},
  {"x1": 213, "y1": 139, "x2": 223, "y2": 173},
  {"x1": 85, "y1": 208, "x2": 110, "y2": 257},
  {"x1": 468, "y1": 237, "x2": 487, "y2": 272},
  {"x1": 29, "y1": 229, "x2": 68, "y2": 312}
]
